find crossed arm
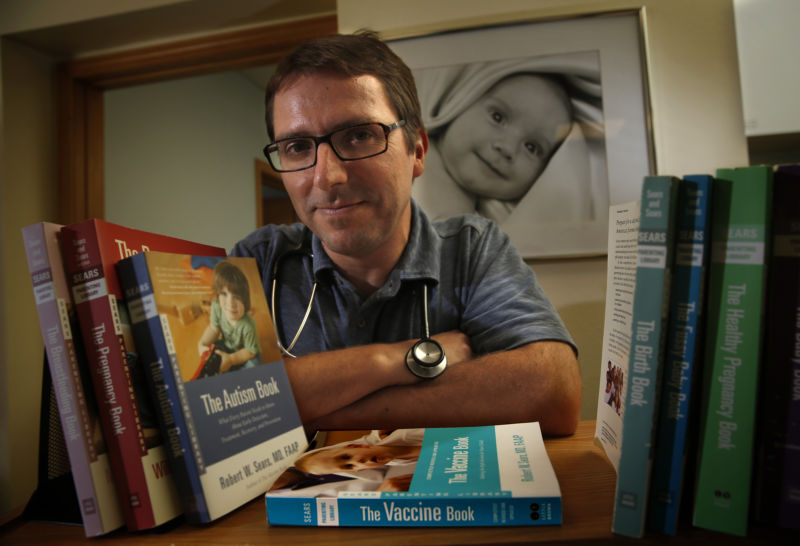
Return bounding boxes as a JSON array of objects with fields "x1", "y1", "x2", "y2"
[{"x1": 284, "y1": 331, "x2": 581, "y2": 436}]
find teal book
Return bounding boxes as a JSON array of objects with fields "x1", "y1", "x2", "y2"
[
  {"x1": 692, "y1": 165, "x2": 773, "y2": 536},
  {"x1": 612, "y1": 175, "x2": 679, "y2": 538},
  {"x1": 265, "y1": 422, "x2": 561, "y2": 527},
  {"x1": 647, "y1": 175, "x2": 713, "y2": 534}
]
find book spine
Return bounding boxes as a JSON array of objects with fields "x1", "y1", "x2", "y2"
[
  {"x1": 692, "y1": 165, "x2": 773, "y2": 536},
  {"x1": 117, "y1": 253, "x2": 210, "y2": 523},
  {"x1": 60, "y1": 222, "x2": 156, "y2": 530},
  {"x1": 612, "y1": 175, "x2": 679, "y2": 538},
  {"x1": 647, "y1": 175, "x2": 713, "y2": 535},
  {"x1": 22, "y1": 223, "x2": 124, "y2": 537},
  {"x1": 753, "y1": 165, "x2": 800, "y2": 529},
  {"x1": 267, "y1": 495, "x2": 562, "y2": 527}
]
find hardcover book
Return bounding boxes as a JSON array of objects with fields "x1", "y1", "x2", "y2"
[
  {"x1": 752, "y1": 164, "x2": 800, "y2": 529},
  {"x1": 21, "y1": 222, "x2": 125, "y2": 537},
  {"x1": 612, "y1": 175, "x2": 679, "y2": 538},
  {"x1": 692, "y1": 165, "x2": 773, "y2": 536},
  {"x1": 266, "y1": 421, "x2": 561, "y2": 527},
  {"x1": 117, "y1": 251, "x2": 307, "y2": 523},
  {"x1": 595, "y1": 201, "x2": 641, "y2": 472},
  {"x1": 647, "y1": 175, "x2": 713, "y2": 535},
  {"x1": 59, "y1": 219, "x2": 226, "y2": 531}
]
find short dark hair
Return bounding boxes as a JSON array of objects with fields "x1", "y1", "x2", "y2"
[
  {"x1": 265, "y1": 30, "x2": 423, "y2": 152},
  {"x1": 212, "y1": 260, "x2": 251, "y2": 314}
]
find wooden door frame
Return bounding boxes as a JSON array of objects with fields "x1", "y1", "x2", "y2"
[{"x1": 57, "y1": 14, "x2": 337, "y2": 225}]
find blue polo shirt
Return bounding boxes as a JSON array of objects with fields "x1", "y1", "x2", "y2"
[{"x1": 231, "y1": 200, "x2": 575, "y2": 357}]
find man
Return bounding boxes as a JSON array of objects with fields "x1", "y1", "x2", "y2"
[{"x1": 232, "y1": 31, "x2": 581, "y2": 435}]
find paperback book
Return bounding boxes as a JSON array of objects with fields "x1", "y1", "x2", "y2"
[
  {"x1": 647, "y1": 175, "x2": 713, "y2": 535},
  {"x1": 59, "y1": 219, "x2": 226, "y2": 531},
  {"x1": 612, "y1": 175, "x2": 679, "y2": 538},
  {"x1": 752, "y1": 164, "x2": 800, "y2": 529},
  {"x1": 117, "y1": 251, "x2": 307, "y2": 523},
  {"x1": 692, "y1": 165, "x2": 773, "y2": 536},
  {"x1": 266, "y1": 421, "x2": 561, "y2": 527},
  {"x1": 595, "y1": 201, "x2": 641, "y2": 472},
  {"x1": 21, "y1": 222, "x2": 124, "y2": 537}
]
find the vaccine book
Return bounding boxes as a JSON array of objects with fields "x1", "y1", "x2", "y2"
[
  {"x1": 117, "y1": 251, "x2": 307, "y2": 523},
  {"x1": 265, "y1": 421, "x2": 561, "y2": 527}
]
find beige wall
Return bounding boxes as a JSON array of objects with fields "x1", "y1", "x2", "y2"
[
  {"x1": 0, "y1": 37, "x2": 58, "y2": 516},
  {"x1": 339, "y1": 0, "x2": 748, "y2": 420},
  {"x1": 0, "y1": 0, "x2": 747, "y2": 517}
]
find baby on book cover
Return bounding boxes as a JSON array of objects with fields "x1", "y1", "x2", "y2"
[{"x1": 269, "y1": 429, "x2": 424, "y2": 498}]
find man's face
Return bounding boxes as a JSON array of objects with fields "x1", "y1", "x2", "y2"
[{"x1": 272, "y1": 72, "x2": 425, "y2": 260}]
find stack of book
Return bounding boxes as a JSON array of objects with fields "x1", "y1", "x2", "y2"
[
  {"x1": 595, "y1": 164, "x2": 800, "y2": 538},
  {"x1": 22, "y1": 219, "x2": 307, "y2": 536}
]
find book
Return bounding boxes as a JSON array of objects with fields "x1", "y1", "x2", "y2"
[
  {"x1": 59, "y1": 219, "x2": 226, "y2": 531},
  {"x1": 692, "y1": 165, "x2": 773, "y2": 536},
  {"x1": 265, "y1": 421, "x2": 561, "y2": 527},
  {"x1": 752, "y1": 164, "x2": 800, "y2": 529},
  {"x1": 21, "y1": 222, "x2": 125, "y2": 537},
  {"x1": 595, "y1": 201, "x2": 641, "y2": 471},
  {"x1": 117, "y1": 251, "x2": 307, "y2": 523},
  {"x1": 647, "y1": 175, "x2": 713, "y2": 535},
  {"x1": 612, "y1": 175, "x2": 679, "y2": 538}
]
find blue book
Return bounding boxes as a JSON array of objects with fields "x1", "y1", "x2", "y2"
[
  {"x1": 612, "y1": 175, "x2": 680, "y2": 538},
  {"x1": 265, "y1": 422, "x2": 561, "y2": 527},
  {"x1": 647, "y1": 175, "x2": 713, "y2": 534},
  {"x1": 117, "y1": 251, "x2": 307, "y2": 523}
]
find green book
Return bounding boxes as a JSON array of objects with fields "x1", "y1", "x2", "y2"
[
  {"x1": 692, "y1": 165, "x2": 774, "y2": 536},
  {"x1": 612, "y1": 175, "x2": 679, "y2": 538}
]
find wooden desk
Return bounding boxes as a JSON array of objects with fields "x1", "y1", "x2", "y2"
[{"x1": 0, "y1": 420, "x2": 616, "y2": 544}]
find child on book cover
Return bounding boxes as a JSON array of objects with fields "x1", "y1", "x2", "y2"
[
  {"x1": 196, "y1": 260, "x2": 262, "y2": 376},
  {"x1": 269, "y1": 429, "x2": 424, "y2": 496}
]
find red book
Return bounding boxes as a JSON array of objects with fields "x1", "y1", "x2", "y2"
[{"x1": 60, "y1": 219, "x2": 226, "y2": 530}]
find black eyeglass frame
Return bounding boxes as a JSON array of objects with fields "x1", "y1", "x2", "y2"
[{"x1": 263, "y1": 120, "x2": 407, "y2": 173}]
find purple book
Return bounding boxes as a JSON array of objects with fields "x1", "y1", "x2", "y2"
[
  {"x1": 22, "y1": 222, "x2": 124, "y2": 537},
  {"x1": 754, "y1": 164, "x2": 800, "y2": 529}
]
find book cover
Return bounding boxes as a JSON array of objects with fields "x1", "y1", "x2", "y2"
[
  {"x1": 692, "y1": 165, "x2": 773, "y2": 536},
  {"x1": 21, "y1": 222, "x2": 125, "y2": 537},
  {"x1": 752, "y1": 164, "x2": 800, "y2": 529},
  {"x1": 595, "y1": 201, "x2": 641, "y2": 472},
  {"x1": 612, "y1": 175, "x2": 679, "y2": 538},
  {"x1": 117, "y1": 251, "x2": 307, "y2": 523},
  {"x1": 59, "y1": 219, "x2": 226, "y2": 530},
  {"x1": 266, "y1": 422, "x2": 561, "y2": 527},
  {"x1": 647, "y1": 175, "x2": 713, "y2": 535}
]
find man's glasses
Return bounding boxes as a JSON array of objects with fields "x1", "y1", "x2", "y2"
[{"x1": 264, "y1": 120, "x2": 406, "y2": 173}]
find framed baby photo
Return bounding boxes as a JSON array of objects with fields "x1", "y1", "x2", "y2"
[{"x1": 388, "y1": 10, "x2": 654, "y2": 259}]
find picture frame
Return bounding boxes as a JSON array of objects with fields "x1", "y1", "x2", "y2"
[{"x1": 389, "y1": 10, "x2": 654, "y2": 259}]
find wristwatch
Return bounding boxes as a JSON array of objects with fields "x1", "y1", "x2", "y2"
[{"x1": 405, "y1": 338, "x2": 447, "y2": 379}]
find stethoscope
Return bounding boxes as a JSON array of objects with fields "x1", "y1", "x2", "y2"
[{"x1": 270, "y1": 241, "x2": 447, "y2": 379}]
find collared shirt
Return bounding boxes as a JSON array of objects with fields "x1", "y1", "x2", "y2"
[{"x1": 231, "y1": 200, "x2": 575, "y2": 357}]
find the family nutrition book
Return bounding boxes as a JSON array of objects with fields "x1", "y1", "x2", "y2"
[{"x1": 265, "y1": 421, "x2": 561, "y2": 527}]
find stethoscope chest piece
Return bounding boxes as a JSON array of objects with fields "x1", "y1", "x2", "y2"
[
  {"x1": 406, "y1": 337, "x2": 447, "y2": 379},
  {"x1": 404, "y1": 284, "x2": 447, "y2": 379}
]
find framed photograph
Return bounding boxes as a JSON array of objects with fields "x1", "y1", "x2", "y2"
[{"x1": 389, "y1": 10, "x2": 653, "y2": 258}]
